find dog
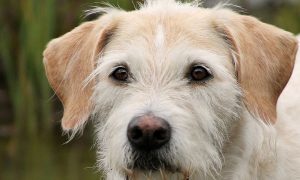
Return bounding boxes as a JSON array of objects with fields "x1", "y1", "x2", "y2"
[
  {"x1": 278, "y1": 34, "x2": 300, "y2": 123},
  {"x1": 43, "y1": 0, "x2": 300, "y2": 179}
]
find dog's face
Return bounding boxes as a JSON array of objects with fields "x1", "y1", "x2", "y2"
[
  {"x1": 93, "y1": 8, "x2": 242, "y2": 177},
  {"x1": 43, "y1": 1, "x2": 298, "y2": 179}
]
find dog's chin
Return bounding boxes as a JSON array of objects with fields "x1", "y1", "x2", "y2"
[
  {"x1": 125, "y1": 150, "x2": 187, "y2": 178},
  {"x1": 124, "y1": 166, "x2": 189, "y2": 180},
  {"x1": 130, "y1": 157, "x2": 178, "y2": 172}
]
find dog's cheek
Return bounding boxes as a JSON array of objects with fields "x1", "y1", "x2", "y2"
[
  {"x1": 92, "y1": 82, "x2": 135, "y2": 171},
  {"x1": 92, "y1": 80, "x2": 131, "y2": 120},
  {"x1": 95, "y1": 109, "x2": 131, "y2": 174},
  {"x1": 204, "y1": 81, "x2": 243, "y2": 147},
  {"x1": 176, "y1": 80, "x2": 242, "y2": 172}
]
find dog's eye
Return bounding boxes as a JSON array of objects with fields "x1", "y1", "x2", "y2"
[
  {"x1": 111, "y1": 66, "x2": 129, "y2": 82},
  {"x1": 190, "y1": 65, "x2": 211, "y2": 81}
]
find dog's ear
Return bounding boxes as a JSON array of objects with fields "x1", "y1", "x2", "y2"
[
  {"x1": 214, "y1": 10, "x2": 298, "y2": 123},
  {"x1": 43, "y1": 19, "x2": 115, "y2": 131}
]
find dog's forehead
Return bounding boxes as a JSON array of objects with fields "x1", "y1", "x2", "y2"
[
  {"x1": 100, "y1": 7, "x2": 233, "y2": 73},
  {"x1": 112, "y1": 8, "x2": 228, "y2": 51}
]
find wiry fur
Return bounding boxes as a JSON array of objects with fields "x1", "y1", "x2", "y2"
[{"x1": 43, "y1": 0, "x2": 300, "y2": 180}]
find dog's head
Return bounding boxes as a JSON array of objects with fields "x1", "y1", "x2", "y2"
[{"x1": 43, "y1": 0, "x2": 298, "y2": 179}]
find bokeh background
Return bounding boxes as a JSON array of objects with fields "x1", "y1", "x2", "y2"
[{"x1": 0, "y1": 0, "x2": 299, "y2": 180}]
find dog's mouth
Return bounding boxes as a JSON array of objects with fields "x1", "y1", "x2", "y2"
[
  {"x1": 125, "y1": 150, "x2": 190, "y2": 179},
  {"x1": 130, "y1": 153, "x2": 176, "y2": 171},
  {"x1": 124, "y1": 167, "x2": 190, "y2": 180}
]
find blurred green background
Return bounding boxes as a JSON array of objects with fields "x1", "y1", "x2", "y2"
[{"x1": 0, "y1": 0, "x2": 299, "y2": 180}]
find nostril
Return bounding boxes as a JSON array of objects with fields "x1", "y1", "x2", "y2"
[
  {"x1": 130, "y1": 126, "x2": 143, "y2": 140},
  {"x1": 153, "y1": 128, "x2": 168, "y2": 141}
]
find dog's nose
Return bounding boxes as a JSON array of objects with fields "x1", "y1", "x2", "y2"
[{"x1": 127, "y1": 115, "x2": 171, "y2": 151}]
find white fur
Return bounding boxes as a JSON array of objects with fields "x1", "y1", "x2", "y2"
[
  {"x1": 278, "y1": 35, "x2": 300, "y2": 123},
  {"x1": 154, "y1": 25, "x2": 165, "y2": 50}
]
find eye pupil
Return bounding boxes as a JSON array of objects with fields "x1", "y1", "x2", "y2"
[
  {"x1": 191, "y1": 66, "x2": 210, "y2": 81},
  {"x1": 112, "y1": 67, "x2": 128, "y2": 81}
]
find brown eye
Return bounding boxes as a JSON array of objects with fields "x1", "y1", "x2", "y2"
[
  {"x1": 190, "y1": 65, "x2": 211, "y2": 81},
  {"x1": 111, "y1": 66, "x2": 129, "y2": 82}
]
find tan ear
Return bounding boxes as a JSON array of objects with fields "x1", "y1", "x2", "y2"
[
  {"x1": 214, "y1": 10, "x2": 298, "y2": 123},
  {"x1": 43, "y1": 19, "x2": 115, "y2": 130}
]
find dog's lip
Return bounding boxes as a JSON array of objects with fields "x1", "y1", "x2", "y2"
[
  {"x1": 125, "y1": 158, "x2": 182, "y2": 173},
  {"x1": 124, "y1": 167, "x2": 190, "y2": 179},
  {"x1": 125, "y1": 146, "x2": 190, "y2": 177},
  {"x1": 128, "y1": 154, "x2": 177, "y2": 172},
  {"x1": 129, "y1": 165, "x2": 180, "y2": 172}
]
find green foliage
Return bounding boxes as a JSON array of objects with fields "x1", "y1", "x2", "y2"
[
  {"x1": 1, "y1": 0, "x2": 55, "y2": 136},
  {"x1": 274, "y1": 3, "x2": 300, "y2": 34},
  {"x1": 248, "y1": 2, "x2": 300, "y2": 34}
]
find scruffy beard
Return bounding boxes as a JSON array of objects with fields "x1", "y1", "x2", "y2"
[
  {"x1": 119, "y1": 139, "x2": 185, "y2": 178},
  {"x1": 128, "y1": 147, "x2": 175, "y2": 171},
  {"x1": 124, "y1": 169, "x2": 191, "y2": 180},
  {"x1": 124, "y1": 148, "x2": 190, "y2": 180}
]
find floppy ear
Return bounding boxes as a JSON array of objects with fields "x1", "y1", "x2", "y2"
[
  {"x1": 214, "y1": 10, "x2": 298, "y2": 123},
  {"x1": 43, "y1": 19, "x2": 115, "y2": 131}
]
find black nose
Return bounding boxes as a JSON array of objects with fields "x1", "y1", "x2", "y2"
[{"x1": 127, "y1": 115, "x2": 171, "y2": 151}]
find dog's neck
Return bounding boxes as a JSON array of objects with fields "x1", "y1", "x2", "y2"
[
  {"x1": 218, "y1": 109, "x2": 278, "y2": 179},
  {"x1": 220, "y1": 108, "x2": 300, "y2": 180}
]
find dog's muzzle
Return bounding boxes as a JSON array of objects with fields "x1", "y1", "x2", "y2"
[{"x1": 127, "y1": 115, "x2": 172, "y2": 170}]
